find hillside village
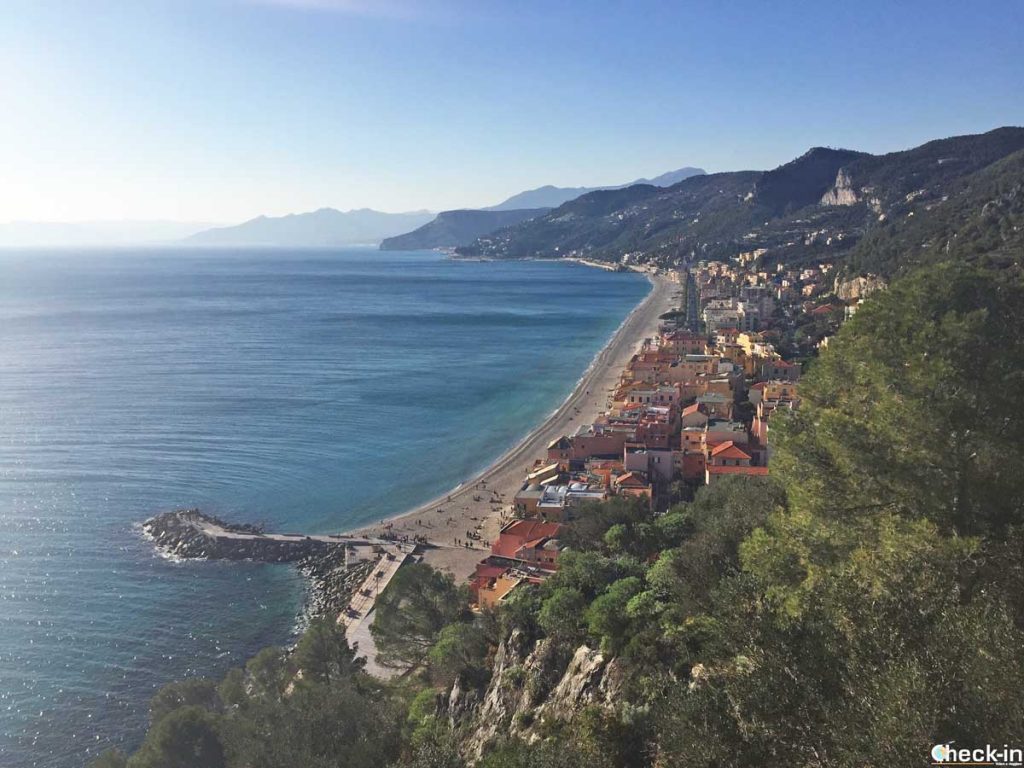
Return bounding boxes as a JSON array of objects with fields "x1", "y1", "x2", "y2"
[{"x1": 469, "y1": 255, "x2": 881, "y2": 611}]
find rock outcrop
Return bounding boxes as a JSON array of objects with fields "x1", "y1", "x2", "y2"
[
  {"x1": 298, "y1": 551, "x2": 375, "y2": 622},
  {"x1": 820, "y1": 168, "x2": 859, "y2": 206},
  {"x1": 834, "y1": 273, "x2": 886, "y2": 301},
  {"x1": 443, "y1": 629, "x2": 622, "y2": 760}
]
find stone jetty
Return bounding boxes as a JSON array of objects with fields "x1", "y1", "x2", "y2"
[{"x1": 142, "y1": 508, "x2": 375, "y2": 562}]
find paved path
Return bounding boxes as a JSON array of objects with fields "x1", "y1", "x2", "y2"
[
  {"x1": 336, "y1": 544, "x2": 414, "y2": 679},
  {"x1": 191, "y1": 517, "x2": 381, "y2": 546}
]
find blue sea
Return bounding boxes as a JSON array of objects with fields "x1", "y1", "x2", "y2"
[{"x1": 0, "y1": 247, "x2": 648, "y2": 767}]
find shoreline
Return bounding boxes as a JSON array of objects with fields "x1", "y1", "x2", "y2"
[{"x1": 351, "y1": 269, "x2": 679, "y2": 580}]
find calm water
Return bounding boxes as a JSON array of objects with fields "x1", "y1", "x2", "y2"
[{"x1": 0, "y1": 247, "x2": 648, "y2": 767}]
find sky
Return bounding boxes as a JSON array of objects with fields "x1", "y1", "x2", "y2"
[{"x1": 1, "y1": 0, "x2": 1022, "y2": 224}]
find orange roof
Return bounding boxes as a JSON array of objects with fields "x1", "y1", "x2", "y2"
[
  {"x1": 499, "y1": 519, "x2": 561, "y2": 539},
  {"x1": 682, "y1": 403, "x2": 704, "y2": 416},
  {"x1": 473, "y1": 563, "x2": 509, "y2": 583},
  {"x1": 710, "y1": 441, "x2": 752, "y2": 460},
  {"x1": 615, "y1": 471, "x2": 648, "y2": 488},
  {"x1": 707, "y1": 465, "x2": 769, "y2": 476},
  {"x1": 492, "y1": 520, "x2": 562, "y2": 559}
]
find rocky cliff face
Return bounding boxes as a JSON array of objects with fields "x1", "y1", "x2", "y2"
[
  {"x1": 441, "y1": 629, "x2": 624, "y2": 760},
  {"x1": 820, "y1": 168, "x2": 859, "y2": 206},
  {"x1": 834, "y1": 273, "x2": 886, "y2": 301}
]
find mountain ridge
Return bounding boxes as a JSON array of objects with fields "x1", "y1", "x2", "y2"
[
  {"x1": 485, "y1": 166, "x2": 705, "y2": 211},
  {"x1": 457, "y1": 127, "x2": 1024, "y2": 277}
]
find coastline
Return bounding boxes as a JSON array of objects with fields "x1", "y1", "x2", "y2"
[{"x1": 352, "y1": 269, "x2": 678, "y2": 580}]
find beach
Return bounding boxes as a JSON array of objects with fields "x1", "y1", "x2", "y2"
[{"x1": 354, "y1": 271, "x2": 679, "y2": 579}]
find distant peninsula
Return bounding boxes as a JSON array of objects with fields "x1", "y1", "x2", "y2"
[
  {"x1": 185, "y1": 208, "x2": 435, "y2": 247},
  {"x1": 379, "y1": 207, "x2": 549, "y2": 251}
]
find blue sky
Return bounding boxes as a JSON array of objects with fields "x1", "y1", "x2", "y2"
[{"x1": 1, "y1": 0, "x2": 1022, "y2": 222}]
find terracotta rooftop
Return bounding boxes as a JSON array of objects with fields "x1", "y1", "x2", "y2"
[
  {"x1": 707, "y1": 465, "x2": 769, "y2": 476},
  {"x1": 710, "y1": 441, "x2": 752, "y2": 460}
]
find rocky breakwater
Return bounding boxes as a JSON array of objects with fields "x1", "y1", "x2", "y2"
[
  {"x1": 142, "y1": 508, "x2": 344, "y2": 562},
  {"x1": 298, "y1": 548, "x2": 375, "y2": 622},
  {"x1": 143, "y1": 509, "x2": 382, "y2": 621}
]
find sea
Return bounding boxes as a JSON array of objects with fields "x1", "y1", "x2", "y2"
[{"x1": 0, "y1": 247, "x2": 649, "y2": 767}]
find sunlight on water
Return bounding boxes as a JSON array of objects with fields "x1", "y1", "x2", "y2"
[{"x1": 0, "y1": 247, "x2": 647, "y2": 767}]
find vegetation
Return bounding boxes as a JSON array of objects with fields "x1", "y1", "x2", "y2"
[
  {"x1": 848, "y1": 148, "x2": 1024, "y2": 276},
  {"x1": 371, "y1": 563, "x2": 473, "y2": 670}
]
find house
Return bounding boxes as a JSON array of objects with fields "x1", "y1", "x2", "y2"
[
  {"x1": 680, "y1": 403, "x2": 709, "y2": 429},
  {"x1": 472, "y1": 564, "x2": 524, "y2": 610},
  {"x1": 675, "y1": 449, "x2": 706, "y2": 482},
  {"x1": 526, "y1": 462, "x2": 561, "y2": 486},
  {"x1": 760, "y1": 358, "x2": 802, "y2": 382},
  {"x1": 704, "y1": 419, "x2": 750, "y2": 448},
  {"x1": 612, "y1": 471, "x2": 653, "y2": 503},
  {"x1": 624, "y1": 443, "x2": 674, "y2": 484},
  {"x1": 660, "y1": 330, "x2": 707, "y2": 356},
  {"x1": 696, "y1": 392, "x2": 733, "y2": 419},
  {"x1": 491, "y1": 520, "x2": 563, "y2": 568},
  {"x1": 546, "y1": 436, "x2": 573, "y2": 465},
  {"x1": 534, "y1": 483, "x2": 607, "y2": 521},
  {"x1": 705, "y1": 464, "x2": 770, "y2": 485},
  {"x1": 707, "y1": 440, "x2": 752, "y2": 468}
]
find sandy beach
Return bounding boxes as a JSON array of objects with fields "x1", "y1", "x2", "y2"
[{"x1": 353, "y1": 270, "x2": 680, "y2": 580}]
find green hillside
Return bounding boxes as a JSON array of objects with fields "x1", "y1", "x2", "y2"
[{"x1": 458, "y1": 127, "x2": 1024, "y2": 276}]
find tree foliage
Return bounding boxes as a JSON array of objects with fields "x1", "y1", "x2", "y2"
[{"x1": 371, "y1": 562, "x2": 471, "y2": 669}]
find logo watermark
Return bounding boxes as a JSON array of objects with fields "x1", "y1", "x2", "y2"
[{"x1": 931, "y1": 743, "x2": 1023, "y2": 766}]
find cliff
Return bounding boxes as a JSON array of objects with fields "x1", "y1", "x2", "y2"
[
  {"x1": 834, "y1": 273, "x2": 886, "y2": 301},
  {"x1": 440, "y1": 629, "x2": 625, "y2": 760}
]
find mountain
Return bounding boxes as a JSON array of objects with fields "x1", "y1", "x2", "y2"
[
  {"x1": 185, "y1": 208, "x2": 435, "y2": 247},
  {"x1": 0, "y1": 220, "x2": 215, "y2": 247},
  {"x1": 379, "y1": 208, "x2": 550, "y2": 251},
  {"x1": 485, "y1": 167, "x2": 705, "y2": 211},
  {"x1": 457, "y1": 128, "x2": 1024, "y2": 277},
  {"x1": 848, "y1": 145, "x2": 1024, "y2": 275}
]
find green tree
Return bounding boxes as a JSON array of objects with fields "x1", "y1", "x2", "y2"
[
  {"x1": 647, "y1": 476, "x2": 783, "y2": 615},
  {"x1": 773, "y1": 263, "x2": 1024, "y2": 538},
  {"x1": 427, "y1": 621, "x2": 490, "y2": 687},
  {"x1": 88, "y1": 749, "x2": 128, "y2": 768},
  {"x1": 128, "y1": 706, "x2": 225, "y2": 768},
  {"x1": 292, "y1": 617, "x2": 365, "y2": 687},
  {"x1": 537, "y1": 587, "x2": 587, "y2": 644},
  {"x1": 562, "y1": 496, "x2": 651, "y2": 552},
  {"x1": 372, "y1": 563, "x2": 469, "y2": 669},
  {"x1": 148, "y1": 678, "x2": 220, "y2": 727},
  {"x1": 243, "y1": 646, "x2": 291, "y2": 702},
  {"x1": 585, "y1": 577, "x2": 643, "y2": 653},
  {"x1": 222, "y1": 680, "x2": 403, "y2": 768}
]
